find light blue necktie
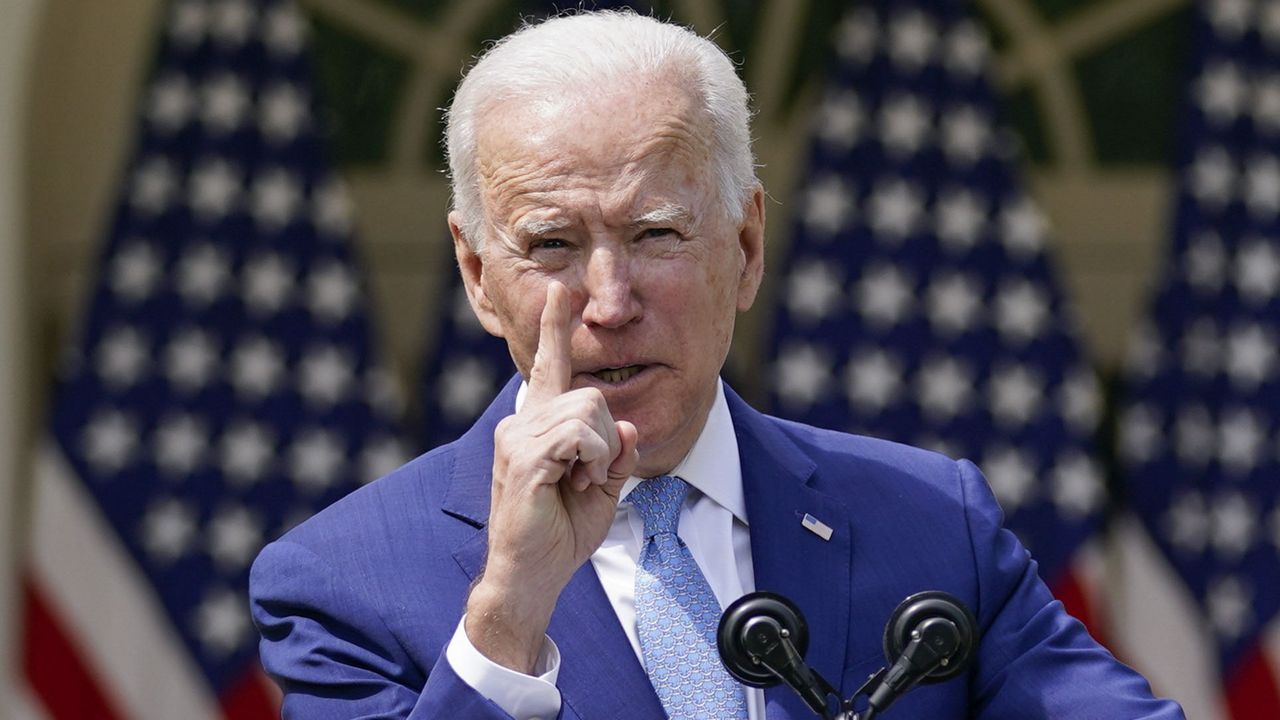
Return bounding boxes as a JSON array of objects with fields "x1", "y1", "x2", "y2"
[{"x1": 630, "y1": 475, "x2": 748, "y2": 719}]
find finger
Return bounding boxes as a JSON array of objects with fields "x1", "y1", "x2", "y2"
[
  {"x1": 568, "y1": 426, "x2": 611, "y2": 491},
  {"x1": 528, "y1": 281, "x2": 573, "y2": 402},
  {"x1": 607, "y1": 420, "x2": 639, "y2": 485}
]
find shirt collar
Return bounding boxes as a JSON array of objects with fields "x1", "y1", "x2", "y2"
[{"x1": 514, "y1": 379, "x2": 747, "y2": 525}]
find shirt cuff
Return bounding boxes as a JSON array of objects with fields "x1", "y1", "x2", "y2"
[{"x1": 445, "y1": 614, "x2": 562, "y2": 720}]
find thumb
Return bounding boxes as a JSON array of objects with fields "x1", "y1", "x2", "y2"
[{"x1": 607, "y1": 420, "x2": 639, "y2": 486}]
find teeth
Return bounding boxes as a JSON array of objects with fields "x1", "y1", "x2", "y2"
[{"x1": 595, "y1": 366, "x2": 641, "y2": 383}]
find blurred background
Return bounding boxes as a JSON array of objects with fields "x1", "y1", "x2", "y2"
[{"x1": 2, "y1": 0, "x2": 1277, "y2": 718}]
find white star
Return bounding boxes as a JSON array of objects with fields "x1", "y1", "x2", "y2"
[
  {"x1": 154, "y1": 413, "x2": 208, "y2": 477},
  {"x1": 168, "y1": 0, "x2": 208, "y2": 47},
  {"x1": 1188, "y1": 146, "x2": 1236, "y2": 209},
  {"x1": 1235, "y1": 236, "x2": 1280, "y2": 304},
  {"x1": 188, "y1": 158, "x2": 241, "y2": 220},
  {"x1": 1119, "y1": 402, "x2": 1162, "y2": 464},
  {"x1": 1218, "y1": 406, "x2": 1265, "y2": 475},
  {"x1": 210, "y1": 0, "x2": 255, "y2": 46},
  {"x1": 96, "y1": 325, "x2": 150, "y2": 389},
  {"x1": 299, "y1": 345, "x2": 354, "y2": 407},
  {"x1": 834, "y1": 7, "x2": 878, "y2": 65},
  {"x1": 1052, "y1": 452, "x2": 1104, "y2": 519},
  {"x1": 1165, "y1": 491, "x2": 1209, "y2": 554},
  {"x1": 786, "y1": 259, "x2": 844, "y2": 324},
  {"x1": 1181, "y1": 316, "x2": 1220, "y2": 376},
  {"x1": 844, "y1": 348, "x2": 903, "y2": 413},
  {"x1": 1225, "y1": 322, "x2": 1276, "y2": 388},
  {"x1": 1059, "y1": 367, "x2": 1101, "y2": 433},
  {"x1": 887, "y1": 10, "x2": 935, "y2": 72},
  {"x1": 802, "y1": 175, "x2": 855, "y2": 237},
  {"x1": 815, "y1": 90, "x2": 863, "y2": 150},
  {"x1": 307, "y1": 261, "x2": 360, "y2": 323},
  {"x1": 1207, "y1": 0, "x2": 1253, "y2": 40},
  {"x1": 1175, "y1": 403, "x2": 1215, "y2": 466},
  {"x1": 915, "y1": 355, "x2": 973, "y2": 421},
  {"x1": 314, "y1": 177, "x2": 354, "y2": 237},
  {"x1": 110, "y1": 239, "x2": 163, "y2": 302},
  {"x1": 878, "y1": 94, "x2": 931, "y2": 157},
  {"x1": 81, "y1": 409, "x2": 139, "y2": 474},
  {"x1": 999, "y1": 197, "x2": 1046, "y2": 260},
  {"x1": 147, "y1": 74, "x2": 195, "y2": 134},
  {"x1": 993, "y1": 279, "x2": 1048, "y2": 345},
  {"x1": 1195, "y1": 60, "x2": 1250, "y2": 125},
  {"x1": 200, "y1": 72, "x2": 249, "y2": 135},
  {"x1": 251, "y1": 168, "x2": 302, "y2": 231},
  {"x1": 988, "y1": 364, "x2": 1043, "y2": 428},
  {"x1": 856, "y1": 263, "x2": 914, "y2": 328},
  {"x1": 193, "y1": 587, "x2": 253, "y2": 657},
  {"x1": 360, "y1": 435, "x2": 408, "y2": 484},
  {"x1": 945, "y1": 20, "x2": 988, "y2": 76},
  {"x1": 220, "y1": 420, "x2": 275, "y2": 486},
  {"x1": 941, "y1": 105, "x2": 989, "y2": 166},
  {"x1": 263, "y1": 2, "x2": 307, "y2": 56},
  {"x1": 141, "y1": 497, "x2": 198, "y2": 564},
  {"x1": 1207, "y1": 575, "x2": 1253, "y2": 640},
  {"x1": 1254, "y1": 74, "x2": 1280, "y2": 135},
  {"x1": 1210, "y1": 492, "x2": 1257, "y2": 560},
  {"x1": 1264, "y1": 1, "x2": 1280, "y2": 47},
  {"x1": 1124, "y1": 321, "x2": 1164, "y2": 381},
  {"x1": 230, "y1": 336, "x2": 285, "y2": 399},
  {"x1": 773, "y1": 343, "x2": 833, "y2": 411},
  {"x1": 1184, "y1": 230, "x2": 1226, "y2": 294},
  {"x1": 130, "y1": 157, "x2": 177, "y2": 216},
  {"x1": 982, "y1": 446, "x2": 1036, "y2": 512},
  {"x1": 867, "y1": 178, "x2": 924, "y2": 241},
  {"x1": 365, "y1": 366, "x2": 405, "y2": 417},
  {"x1": 439, "y1": 357, "x2": 499, "y2": 421},
  {"x1": 164, "y1": 326, "x2": 219, "y2": 393},
  {"x1": 207, "y1": 504, "x2": 263, "y2": 572},
  {"x1": 925, "y1": 272, "x2": 981, "y2": 336},
  {"x1": 1243, "y1": 155, "x2": 1280, "y2": 219},
  {"x1": 289, "y1": 427, "x2": 346, "y2": 494},
  {"x1": 935, "y1": 187, "x2": 986, "y2": 251},
  {"x1": 176, "y1": 244, "x2": 230, "y2": 306},
  {"x1": 242, "y1": 252, "x2": 294, "y2": 315},
  {"x1": 259, "y1": 82, "x2": 309, "y2": 144}
]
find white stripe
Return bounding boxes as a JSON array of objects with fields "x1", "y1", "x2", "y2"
[
  {"x1": 29, "y1": 443, "x2": 222, "y2": 720},
  {"x1": 1104, "y1": 514, "x2": 1229, "y2": 720},
  {"x1": 10, "y1": 681, "x2": 53, "y2": 720}
]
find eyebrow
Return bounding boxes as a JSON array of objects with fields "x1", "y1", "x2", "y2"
[
  {"x1": 514, "y1": 217, "x2": 573, "y2": 237},
  {"x1": 633, "y1": 204, "x2": 692, "y2": 227}
]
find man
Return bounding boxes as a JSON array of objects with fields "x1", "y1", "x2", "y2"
[{"x1": 250, "y1": 11, "x2": 1183, "y2": 719}]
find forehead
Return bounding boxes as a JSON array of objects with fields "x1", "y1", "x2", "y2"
[{"x1": 473, "y1": 78, "x2": 715, "y2": 221}]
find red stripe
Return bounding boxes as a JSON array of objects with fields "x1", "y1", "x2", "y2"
[
  {"x1": 22, "y1": 576, "x2": 127, "y2": 720},
  {"x1": 1049, "y1": 566, "x2": 1109, "y2": 647},
  {"x1": 1226, "y1": 642, "x2": 1280, "y2": 720},
  {"x1": 220, "y1": 663, "x2": 280, "y2": 720}
]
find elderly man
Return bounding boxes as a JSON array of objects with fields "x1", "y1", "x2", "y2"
[{"x1": 250, "y1": 11, "x2": 1182, "y2": 720}]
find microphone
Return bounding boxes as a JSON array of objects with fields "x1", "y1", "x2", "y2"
[{"x1": 864, "y1": 591, "x2": 977, "y2": 718}]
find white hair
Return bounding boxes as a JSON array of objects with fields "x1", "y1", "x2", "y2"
[{"x1": 444, "y1": 10, "x2": 758, "y2": 249}]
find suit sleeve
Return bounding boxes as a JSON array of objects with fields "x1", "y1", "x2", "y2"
[
  {"x1": 249, "y1": 538, "x2": 522, "y2": 720},
  {"x1": 956, "y1": 460, "x2": 1185, "y2": 720}
]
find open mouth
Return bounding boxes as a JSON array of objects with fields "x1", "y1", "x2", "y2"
[{"x1": 590, "y1": 365, "x2": 644, "y2": 383}]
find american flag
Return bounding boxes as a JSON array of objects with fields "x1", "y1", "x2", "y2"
[
  {"x1": 20, "y1": 0, "x2": 406, "y2": 717},
  {"x1": 1117, "y1": 0, "x2": 1280, "y2": 717},
  {"x1": 765, "y1": 0, "x2": 1109, "y2": 632}
]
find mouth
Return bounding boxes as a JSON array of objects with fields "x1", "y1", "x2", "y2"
[{"x1": 589, "y1": 365, "x2": 645, "y2": 384}]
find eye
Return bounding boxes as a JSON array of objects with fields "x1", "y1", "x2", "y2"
[
  {"x1": 530, "y1": 238, "x2": 569, "y2": 251},
  {"x1": 638, "y1": 227, "x2": 677, "y2": 241}
]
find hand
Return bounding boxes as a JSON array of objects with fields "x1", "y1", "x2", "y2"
[{"x1": 465, "y1": 281, "x2": 639, "y2": 673}]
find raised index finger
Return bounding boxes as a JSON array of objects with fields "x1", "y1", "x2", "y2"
[{"x1": 527, "y1": 281, "x2": 572, "y2": 401}]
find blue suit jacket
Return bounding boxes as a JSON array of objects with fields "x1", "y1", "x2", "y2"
[{"x1": 250, "y1": 378, "x2": 1183, "y2": 719}]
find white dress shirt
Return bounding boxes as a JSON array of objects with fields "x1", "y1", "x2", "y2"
[{"x1": 446, "y1": 380, "x2": 766, "y2": 719}]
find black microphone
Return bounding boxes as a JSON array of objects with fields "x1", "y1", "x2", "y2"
[{"x1": 864, "y1": 591, "x2": 977, "y2": 718}]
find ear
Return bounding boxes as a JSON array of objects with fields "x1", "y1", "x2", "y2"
[
  {"x1": 450, "y1": 211, "x2": 506, "y2": 338},
  {"x1": 735, "y1": 185, "x2": 766, "y2": 312}
]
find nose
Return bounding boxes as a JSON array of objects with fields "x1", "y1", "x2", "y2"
[{"x1": 580, "y1": 246, "x2": 642, "y2": 329}]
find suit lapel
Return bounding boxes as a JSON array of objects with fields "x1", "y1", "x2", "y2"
[
  {"x1": 727, "y1": 387, "x2": 854, "y2": 716},
  {"x1": 440, "y1": 376, "x2": 662, "y2": 719}
]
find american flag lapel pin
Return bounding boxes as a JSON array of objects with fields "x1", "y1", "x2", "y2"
[{"x1": 801, "y1": 513, "x2": 833, "y2": 541}]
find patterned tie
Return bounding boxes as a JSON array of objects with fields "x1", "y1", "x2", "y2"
[{"x1": 630, "y1": 476, "x2": 749, "y2": 719}]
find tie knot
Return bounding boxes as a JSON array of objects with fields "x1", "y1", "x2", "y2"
[{"x1": 628, "y1": 475, "x2": 689, "y2": 538}]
